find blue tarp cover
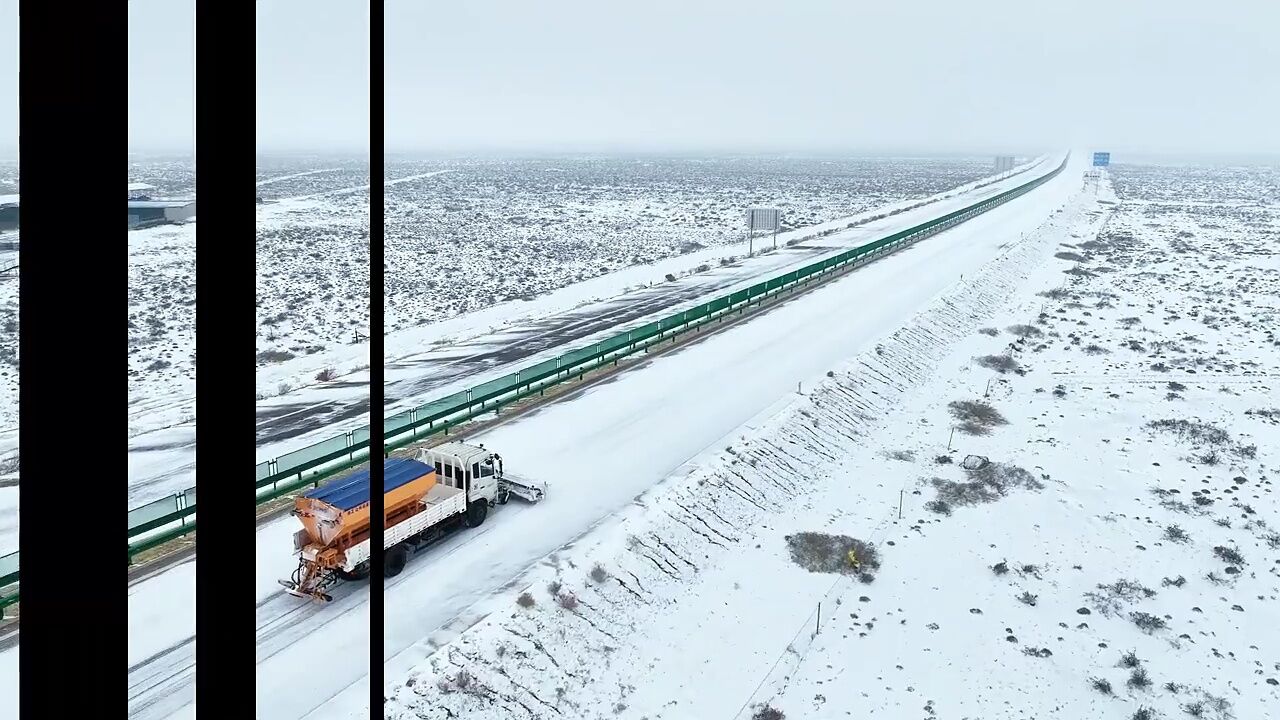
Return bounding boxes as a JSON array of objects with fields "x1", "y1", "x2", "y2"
[{"x1": 303, "y1": 458, "x2": 434, "y2": 511}]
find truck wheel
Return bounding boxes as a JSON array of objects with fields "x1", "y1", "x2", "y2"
[
  {"x1": 464, "y1": 499, "x2": 488, "y2": 528},
  {"x1": 385, "y1": 544, "x2": 408, "y2": 578},
  {"x1": 338, "y1": 562, "x2": 371, "y2": 581}
]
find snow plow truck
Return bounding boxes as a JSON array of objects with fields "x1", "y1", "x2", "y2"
[{"x1": 280, "y1": 442, "x2": 544, "y2": 601}]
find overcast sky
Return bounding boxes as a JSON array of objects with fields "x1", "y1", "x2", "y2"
[
  {"x1": 7, "y1": 0, "x2": 1278, "y2": 158},
  {"x1": 0, "y1": 0, "x2": 14, "y2": 158}
]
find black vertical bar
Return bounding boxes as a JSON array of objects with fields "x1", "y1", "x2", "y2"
[
  {"x1": 369, "y1": 0, "x2": 386, "y2": 716},
  {"x1": 17, "y1": 2, "x2": 122, "y2": 717},
  {"x1": 195, "y1": 0, "x2": 256, "y2": 716}
]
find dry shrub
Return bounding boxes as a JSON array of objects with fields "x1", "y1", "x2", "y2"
[
  {"x1": 1212, "y1": 545, "x2": 1245, "y2": 566},
  {"x1": 517, "y1": 592, "x2": 535, "y2": 608},
  {"x1": 785, "y1": 533, "x2": 880, "y2": 576},
  {"x1": 752, "y1": 706, "x2": 785, "y2": 720},
  {"x1": 1130, "y1": 611, "x2": 1168, "y2": 633},
  {"x1": 1146, "y1": 418, "x2": 1231, "y2": 447},
  {"x1": 1086, "y1": 580, "x2": 1156, "y2": 617},
  {"x1": 976, "y1": 354, "x2": 1022, "y2": 374},
  {"x1": 948, "y1": 400, "x2": 1009, "y2": 435}
]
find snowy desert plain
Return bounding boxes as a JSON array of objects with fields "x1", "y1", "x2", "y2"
[
  {"x1": 114, "y1": 155, "x2": 1017, "y2": 516},
  {"x1": 4, "y1": 152, "x2": 1280, "y2": 720},
  {"x1": 374, "y1": 161, "x2": 1280, "y2": 720}
]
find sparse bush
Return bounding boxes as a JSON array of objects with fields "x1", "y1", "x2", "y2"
[
  {"x1": 1197, "y1": 451, "x2": 1220, "y2": 466},
  {"x1": 1193, "y1": 495, "x2": 1214, "y2": 507},
  {"x1": 547, "y1": 580, "x2": 562, "y2": 596},
  {"x1": 948, "y1": 400, "x2": 1008, "y2": 435},
  {"x1": 1161, "y1": 576, "x2": 1186, "y2": 588},
  {"x1": 957, "y1": 461, "x2": 1043, "y2": 500},
  {"x1": 934, "y1": 454, "x2": 953, "y2": 465},
  {"x1": 1084, "y1": 344, "x2": 1111, "y2": 355},
  {"x1": 1006, "y1": 324, "x2": 1044, "y2": 338},
  {"x1": 992, "y1": 560, "x2": 1009, "y2": 576},
  {"x1": 976, "y1": 354, "x2": 1022, "y2": 374},
  {"x1": 1212, "y1": 545, "x2": 1245, "y2": 566},
  {"x1": 315, "y1": 367, "x2": 337, "y2": 382},
  {"x1": 1087, "y1": 580, "x2": 1157, "y2": 617},
  {"x1": 1163, "y1": 682, "x2": 1181, "y2": 693},
  {"x1": 979, "y1": 327, "x2": 1000, "y2": 336},
  {"x1": 1120, "y1": 650, "x2": 1142, "y2": 668},
  {"x1": 257, "y1": 349, "x2": 296, "y2": 364},
  {"x1": 1167, "y1": 381, "x2": 1187, "y2": 392},
  {"x1": 1091, "y1": 677, "x2": 1114, "y2": 695},
  {"x1": 1128, "y1": 667, "x2": 1152, "y2": 690},
  {"x1": 695, "y1": 264, "x2": 710, "y2": 273},
  {"x1": 1263, "y1": 532, "x2": 1280, "y2": 550},
  {"x1": 1183, "y1": 700, "x2": 1205, "y2": 717},
  {"x1": 1130, "y1": 611, "x2": 1168, "y2": 633},
  {"x1": 556, "y1": 591, "x2": 580, "y2": 610},
  {"x1": 517, "y1": 592, "x2": 535, "y2": 608},
  {"x1": 786, "y1": 533, "x2": 880, "y2": 575},
  {"x1": 1017, "y1": 591, "x2": 1038, "y2": 606},
  {"x1": 590, "y1": 563, "x2": 610, "y2": 583},
  {"x1": 885, "y1": 449, "x2": 915, "y2": 462},
  {"x1": 925, "y1": 499, "x2": 953, "y2": 517},
  {"x1": 1146, "y1": 419, "x2": 1231, "y2": 447},
  {"x1": 752, "y1": 705, "x2": 785, "y2": 720},
  {"x1": 1131, "y1": 707, "x2": 1155, "y2": 720},
  {"x1": 1164, "y1": 525, "x2": 1190, "y2": 543}
]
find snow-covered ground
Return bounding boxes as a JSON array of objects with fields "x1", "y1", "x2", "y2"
[
  {"x1": 122, "y1": 155, "x2": 1000, "y2": 445},
  {"x1": 119, "y1": 158, "x2": 1045, "y2": 519},
  {"x1": 110, "y1": 152, "x2": 1081, "y2": 720},
  {"x1": 383, "y1": 168, "x2": 1280, "y2": 719}
]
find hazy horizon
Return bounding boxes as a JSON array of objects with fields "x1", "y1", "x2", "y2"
[{"x1": 5, "y1": 0, "x2": 1280, "y2": 161}]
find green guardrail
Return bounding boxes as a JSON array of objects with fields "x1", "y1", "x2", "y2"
[
  {"x1": 110, "y1": 151, "x2": 1069, "y2": 571},
  {"x1": 0, "y1": 550, "x2": 17, "y2": 619}
]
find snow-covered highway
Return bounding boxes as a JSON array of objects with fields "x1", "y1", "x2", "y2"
[
  {"x1": 106, "y1": 151, "x2": 1087, "y2": 720},
  {"x1": 122, "y1": 157, "x2": 1046, "y2": 515}
]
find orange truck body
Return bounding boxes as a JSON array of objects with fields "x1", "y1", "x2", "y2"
[{"x1": 291, "y1": 458, "x2": 438, "y2": 571}]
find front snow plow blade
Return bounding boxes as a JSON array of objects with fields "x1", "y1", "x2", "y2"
[{"x1": 498, "y1": 475, "x2": 545, "y2": 504}]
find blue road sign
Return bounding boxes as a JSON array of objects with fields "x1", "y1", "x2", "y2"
[{"x1": 1092, "y1": 152, "x2": 1111, "y2": 167}]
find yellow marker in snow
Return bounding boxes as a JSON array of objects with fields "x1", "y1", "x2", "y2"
[{"x1": 847, "y1": 549, "x2": 860, "y2": 570}]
